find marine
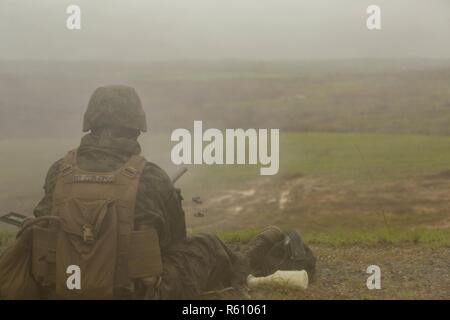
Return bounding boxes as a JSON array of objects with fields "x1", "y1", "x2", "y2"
[{"x1": 0, "y1": 85, "x2": 316, "y2": 300}]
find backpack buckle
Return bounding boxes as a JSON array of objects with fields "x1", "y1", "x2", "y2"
[
  {"x1": 122, "y1": 167, "x2": 137, "y2": 178},
  {"x1": 60, "y1": 164, "x2": 73, "y2": 176}
]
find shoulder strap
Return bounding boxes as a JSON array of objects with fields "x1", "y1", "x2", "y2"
[
  {"x1": 119, "y1": 155, "x2": 146, "y2": 180},
  {"x1": 59, "y1": 149, "x2": 145, "y2": 178},
  {"x1": 58, "y1": 149, "x2": 78, "y2": 176}
]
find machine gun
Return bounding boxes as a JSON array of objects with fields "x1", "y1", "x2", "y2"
[
  {"x1": 0, "y1": 166, "x2": 188, "y2": 228},
  {"x1": 0, "y1": 212, "x2": 28, "y2": 227}
]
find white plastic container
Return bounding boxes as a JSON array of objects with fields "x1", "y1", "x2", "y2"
[{"x1": 247, "y1": 270, "x2": 309, "y2": 290}]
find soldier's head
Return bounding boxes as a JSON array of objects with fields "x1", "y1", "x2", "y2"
[{"x1": 83, "y1": 85, "x2": 147, "y2": 139}]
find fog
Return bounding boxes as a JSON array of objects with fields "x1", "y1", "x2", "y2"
[
  {"x1": 0, "y1": 0, "x2": 449, "y2": 139},
  {"x1": 0, "y1": 0, "x2": 449, "y2": 61}
]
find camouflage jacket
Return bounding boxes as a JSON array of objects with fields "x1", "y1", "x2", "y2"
[{"x1": 33, "y1": 133, "x2": 187, "y2": 248}]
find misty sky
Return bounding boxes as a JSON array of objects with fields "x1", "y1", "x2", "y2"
[{"x1": 0, "y1": 0, "x2": 449, "y2": 61}]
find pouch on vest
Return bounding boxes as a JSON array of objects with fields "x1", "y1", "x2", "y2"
[{"x1": 53, "y1": 198, "x2": 118, "y2": 299}]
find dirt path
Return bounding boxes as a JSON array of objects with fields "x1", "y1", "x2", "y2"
[{"x1": 184, "y1": 173, "x2": 450, "y2": 233}]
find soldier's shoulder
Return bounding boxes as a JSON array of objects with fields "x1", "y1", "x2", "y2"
[
  {"x1": 140, "y1": 160, "x2": 174, "y2": 190},
  {"x1": 46, "y1": 158, "x2": 64, "y2": 177},
  {"x1": 44, "y1": 149, "x2": 76, "y2": 185},
  {"x1": 42, "y1": 158, "x2": 64, "y2": 191}
]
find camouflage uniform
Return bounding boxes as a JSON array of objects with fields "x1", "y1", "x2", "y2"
[
  {"x1": 34, "y1": 133, "x2": 187, "y2": 249},
  {"x1": 34, "y1": 132, "x2": 249, "y2": 299},
  {"x1": 32, "y1": 85, "x2": 314, "y2": 299}
]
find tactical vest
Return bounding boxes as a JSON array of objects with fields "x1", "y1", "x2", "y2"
[{"x1": 31, "y1": 149, "x2": 162, "y2": 299}]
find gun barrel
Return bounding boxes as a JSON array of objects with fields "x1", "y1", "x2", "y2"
[
  {"x1": 171, "y1": 167, "x2": 188, "y2": 184},
  {"x1": 0, "y1": 212, "x2": 28, "y2": 227}
]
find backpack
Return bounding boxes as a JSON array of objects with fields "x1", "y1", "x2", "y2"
[
  {"x1": 0, "y1": 226, "x2": 40, "y2": 299},
  {"x1": 2, "y1": 149, "x2": 162, "y2": 299}
]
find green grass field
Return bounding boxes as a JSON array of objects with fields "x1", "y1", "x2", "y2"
[
  {"x1": 177, "y1": 132, "x2": 450, "y2": 195},
  {"x1": 2, "y1": 131, "x2": 450, "y2": 210},
  {"x1": 1, "y1": 131, "x2": 450, "y2": 238}
]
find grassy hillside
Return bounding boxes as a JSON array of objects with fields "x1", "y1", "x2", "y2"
[
  {"x1": 1, "y1": 60, "x2": 450, "y2": 138},
  {"x1": 1, "y1": 132, "x2": 450, "y2": 233},
  {"x1": 179, "y1": 132, "x2": 450, "y2": 194}
]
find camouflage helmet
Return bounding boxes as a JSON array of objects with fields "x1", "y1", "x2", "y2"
[{"x1": 83, "y1": 85, "x2": 147, "y2": 132}]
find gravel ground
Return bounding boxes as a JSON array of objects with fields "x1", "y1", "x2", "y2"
[{"x1": 251, "y1": 244, "x2": 450, "y2": 300}]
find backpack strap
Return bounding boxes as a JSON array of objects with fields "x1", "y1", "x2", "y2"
[
  {"x1": 120, "y1": 155, "x2": 146, "y2": 180},
  {"x1": 113, "y1": 154, "x2": 147, "y2": 295}
]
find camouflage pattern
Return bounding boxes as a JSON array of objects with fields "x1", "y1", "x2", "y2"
[
  {"x1": 158, "y1": 234, "x2": 249, "y2": 299},
  {"x1": 34, "y1": 133, "x2": 249, "y2": 298},
  {"x1": 83, "y1": 85, "x2": 147, "y2": 132},
  {"x1": 34, "y1": 133, "x2": 186, "y2": 248},
  {"x1": 33, "y1": 81, "x2": 315, "y2": 297}
]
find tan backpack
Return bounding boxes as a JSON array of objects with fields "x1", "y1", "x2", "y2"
[
  {"x1": 25, "y1": 149, "x2": 162, "y2": 299},
  {"x1": 0, "y1": 226, "x2": 40, "y2": 299}
]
